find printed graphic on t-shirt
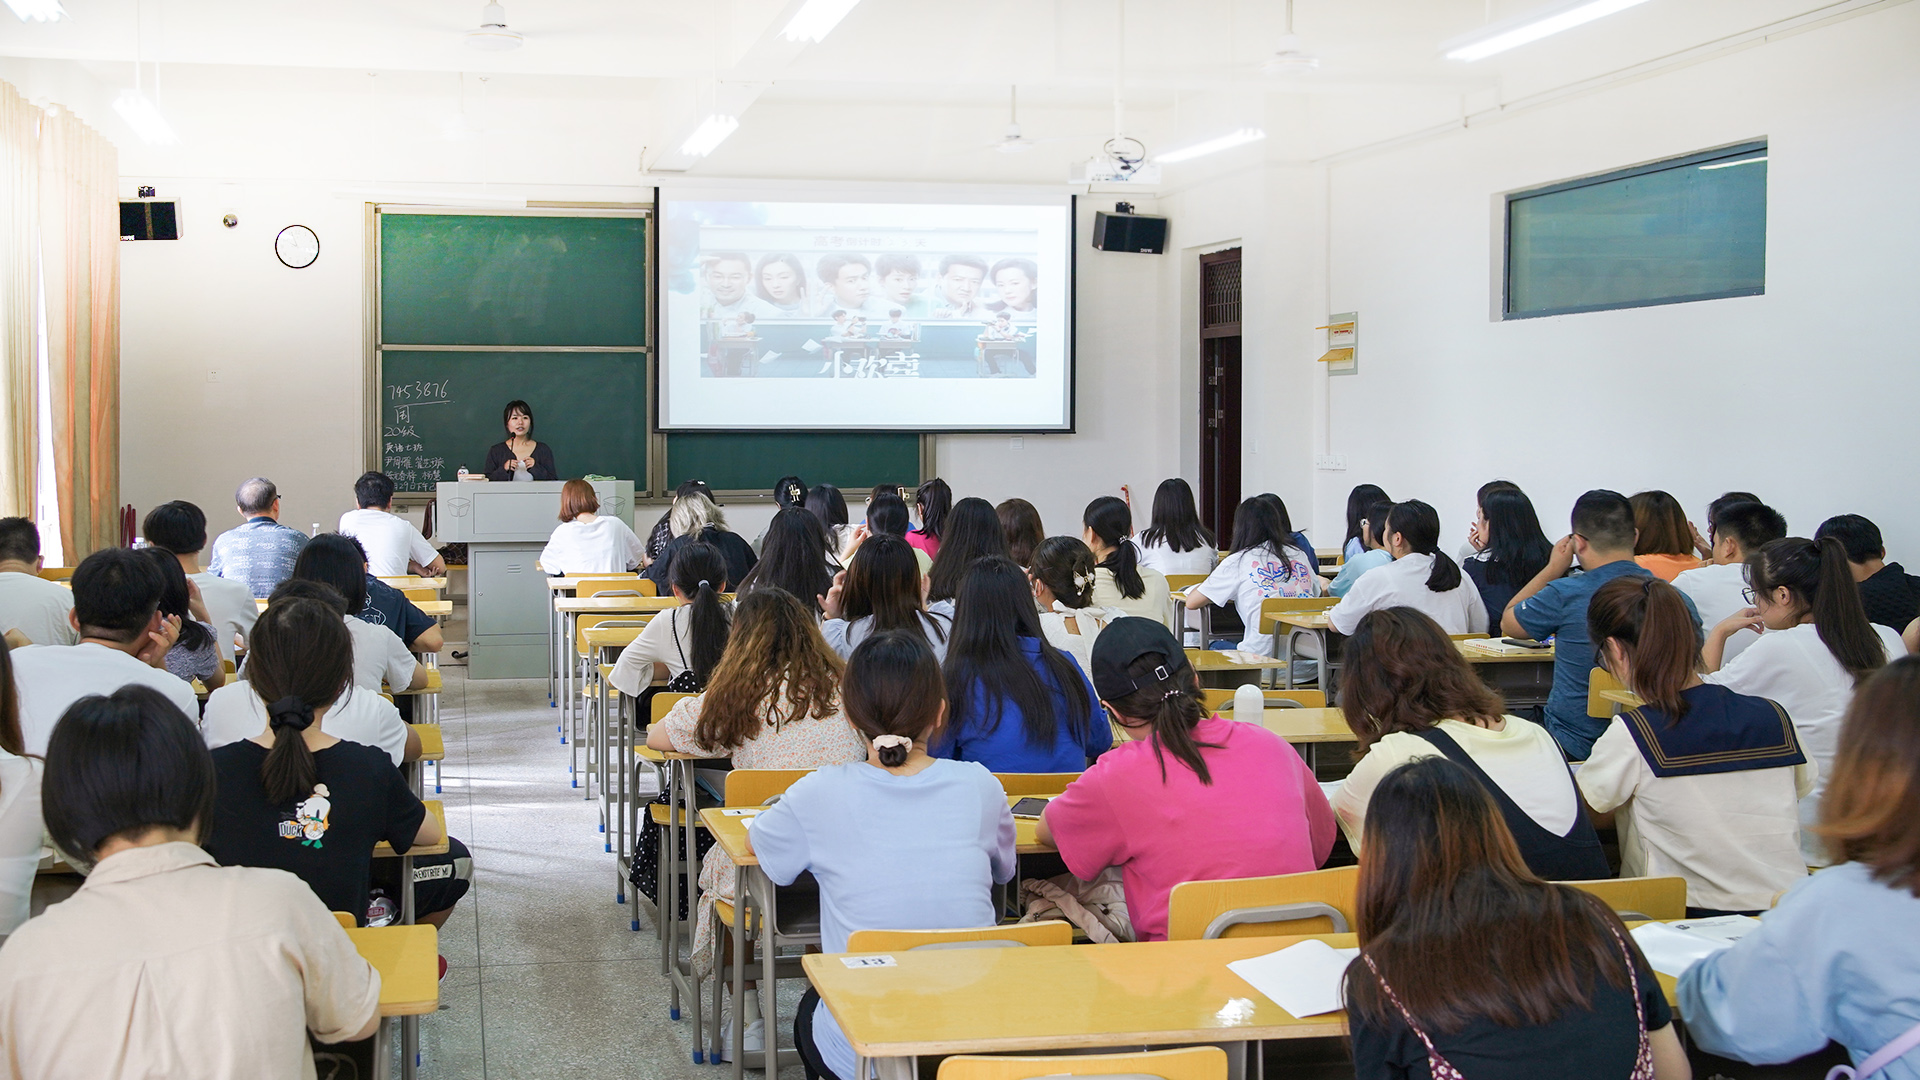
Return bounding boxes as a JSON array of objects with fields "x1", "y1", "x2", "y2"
[
  {"x1": 1250, "y1": 555, "x2": 1312, "y2": 596},
  {"x1": 278, "y1": 783, "x2": 333, "y2": 848}
]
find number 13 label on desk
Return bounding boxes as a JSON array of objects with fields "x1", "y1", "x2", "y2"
[{"x1": 841, "y1": 955, "x2": 897, "y2": 969}]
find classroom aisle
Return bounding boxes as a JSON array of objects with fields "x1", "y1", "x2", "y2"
[{"x1": 414, "y1": 667, "x2": 807, "y2": 1080}]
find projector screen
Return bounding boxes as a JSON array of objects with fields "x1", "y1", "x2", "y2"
[{"x1": 657, "y1": 190, "x2": 1074, "y2": 432}]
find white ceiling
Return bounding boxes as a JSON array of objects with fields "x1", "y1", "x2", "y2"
[{"x1": 0, "y1": 0, "x2": 1893, "y2": 184}]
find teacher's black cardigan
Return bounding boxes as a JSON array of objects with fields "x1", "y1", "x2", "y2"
[{"x1": 482, "y1": 441, "x2": 558, "y2": 482}]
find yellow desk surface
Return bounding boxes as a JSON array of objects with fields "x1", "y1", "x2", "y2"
[
  {"x1": 701, "y1": 797, "x2": 1056, "y2": 862},
  {"x1": 415, "y1": 600, "x2": 453, "y2": 617},
  {"x1": 583, "y1": 624, "x2": 647, "y2": 650},
  {"x1": 555, "y1": 595, "x2": 678, "y2": 614},
  {"x1": 1260, "y1": 610, "x2": 1331, "y2": 634},
  {"x1": 805, "y1": 931, "x2": 1680, "y2": 1059},
  {"x1": 409, "y1": 724, "x2": 444, "y2": 761},
  {"x1": 1254, "y1": 707, "x2": 1354, "y2": 743},
  {"x1": 1187, "y1": 650, "x2": 1281, "y2": 672},
  {"x1": 546, "y1": 574, "x2": 645, "y2": 591},
  {"x1": 387, "y1": 668, "x2": 443, "y2": 696},
  {"x1": 374, "y1": 800, "x2": 449, "y2": 857},
  {"x1": 377, "y1": 576, "x2": 447, "y2": 591},
  {"x1": 345, "y1": 924, "x2": 440, "y2": 1017},
  {"x1": 1456, "y1": 640, "x2": 1556, "y2": 664}
]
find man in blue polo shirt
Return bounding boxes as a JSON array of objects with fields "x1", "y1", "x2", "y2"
[
  {"x1": 1503, "y1": 489, "x2": 1700, "y2": 760},
  {"x1": 207, "y1": 477, "x2": 308, "y2": 598}
]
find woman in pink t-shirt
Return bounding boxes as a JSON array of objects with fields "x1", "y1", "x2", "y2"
[
  {"x1": 907, "y1": 478, "x2": 951, "y2": 559},
  {"x1": 1038, "y1": 617, "x2": 1336, "y2": 941}
]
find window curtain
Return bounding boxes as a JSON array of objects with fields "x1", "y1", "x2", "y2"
[
  {"x1": 0, "y1": 82, "x2": 37, "y2": 521},
  {"x1": 35, "y1": 100, "x2": 119, "y2": 559}
]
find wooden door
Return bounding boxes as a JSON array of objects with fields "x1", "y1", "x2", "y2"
[{"x1": 1199, "y1": 249, "x2": 1243, "y2": 544}]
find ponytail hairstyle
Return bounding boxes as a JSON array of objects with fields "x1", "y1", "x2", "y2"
[
  {"x1": 1140, "y1": 478, "x2": 1215, "y2": 554},
  {"x1": 1083, "y1": 495, "x2": 1145, "y2": 599},
  {"x1": 140, "y1": 546, "x2": 215, "y2": 654},
  {"x1": 943, "y1": 557, "x2": 1093, "y2": 750},
  {"x1": 1227, "y1": 496, "x2": 1296, "y2": 580},
  {"x1": 843, "y1": 630, "x2": 947, "y2": 767},
  {"x1": 841, "y1": 533, "x2": 944, "y2": 646},
  {"x1": 1344, "y1": 484, "x2": 1389, "y2": 551},
  {"x1": 738, "y1": 507, "x2": 834, "y2": 616},
  {"x1": 1748, "y1": 537, "x2": 1888, "y2": 685},
  {"x1": 927, "y1": 497, "x2": 1009, "y2": 604},
  {"x1": 669, "y1": 540, "x2": 732, "y2": 684},
  {"x1": 1387, "y1": 500, "x2": 1461, "y2": 593},
  {"x1": 1101, "y1": 644, "x2": 1219, "y2": 784},
  {"x1": 913, "y1": 477, "x2": 952, "y2": 541},
  {"x1": 1029, "y1": 536, "x2": 1098, "y2": 609},
  {"x1": 247, "y1": 595, "x2": 354, "y2": 805},
  {"x1": 1586, "y1": 576, "x2": 1702, "y2": 720}
]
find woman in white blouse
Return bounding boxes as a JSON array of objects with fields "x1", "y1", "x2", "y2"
[
  {"x1": 1133, "y1": 478, "x2": 1219, "y2": 578},
  {"x1": 1028, "y1": 537, "x2": 1126, "y2": 676},
  {"x1": 608, "y1": 540, "x2": 733, "y2": 696},
  {"x1": 540, "y1": 479, "x2": 644, "y2": 576},
  {"x1": 1328, "y1": 500, "x2": 1486, "y2": 637}
]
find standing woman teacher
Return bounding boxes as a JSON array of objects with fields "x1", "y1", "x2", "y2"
[{"x1": 484, "y1": 400, "x2": 557, "y2": 482}]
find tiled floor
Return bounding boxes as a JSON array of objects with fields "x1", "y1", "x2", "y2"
[{"x1": 416, "y1": 665, "x2": 804, "y2": 1080}]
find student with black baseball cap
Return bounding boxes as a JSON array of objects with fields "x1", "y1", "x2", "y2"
[{"x1": 1036, "y1": 617, "x2": 1335, "y2": 941}]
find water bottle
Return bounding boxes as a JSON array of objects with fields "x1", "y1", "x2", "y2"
[
  {"x1": 1233, "y1": 682, "x2": 1263, "y2": 724},
  {"x1": 310, "y1": 522, "x2": 321, "y2": 538},
  {"x1": 457, "y1": 465, "x2": 469, "y2": 479}
]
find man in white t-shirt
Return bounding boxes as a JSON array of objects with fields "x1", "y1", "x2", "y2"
[
  {"x1": 1673, "y1": 499, "x2": 1787, "y2": 666},
  {"x1": 0, "y1": 518, "x2": 76, "y2": 647},
  {"x1": 142, "y1": 500, "x2": 257, "y2": 663},
  {"x1": 337, "y1": 471, "x2": 443, "y2": 579},
  {"x1": 11, "y1": 549, "x2": 201, "y2": 755}
]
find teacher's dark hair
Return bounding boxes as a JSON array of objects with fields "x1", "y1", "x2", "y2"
[
  {"x1": 43, "y1": 685, "x2": 214, "y2": 860},
  {"x1": 503, "y1": 399, "x2": 533, "y2": 432},
  {"x1": 250, "y1": 596, "x2": 355, "y2": 805},
  {"x1": 292, "y1": 534, "x2": 370, "y2": 614}
]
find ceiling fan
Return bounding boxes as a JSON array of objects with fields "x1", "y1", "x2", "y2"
[
  {"x1": 981, "y1": 87, "x2": 1106, "y2": 154},
  {"x1": 1262, "y1": 0, "x2": 1320, "y2": 75}
]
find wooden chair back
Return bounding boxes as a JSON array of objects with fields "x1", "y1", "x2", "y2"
[
  {"x1": 35, "y1": 567, "x2": 73, "y2": 582},
  {"x1": 994, "y1": 773, "x2": 1081, "y2": 797},
  {"x1": 1562, "y1": 876, "x2": 1687, "y2": 921},
  {"x1": 1166, "y1": 865, "x2": 1359, "y2": 940},
  {"x1": 724, "y1": 769, "x2": 814, "y2": 808},
  {"x1": 1164, "y1": 573, "x2": 1208, "y2": 592},
  {"x1": 403, "y1": 587, "x2": 437, "y2": 602},
  {"x1": 332, "y1": 912, "x2": 357, "y2": 929},
  {"x1": 1589, "y1": 667, "x2": 1628, "y2": 719},
  {"x1": 577, "y1": 576, "x2": 654, "y2": 598},
  {"x1": 651, "y1": 692, "x2": 695, "y2": 724},
  {"x1": 938, "y1": 1047, "x2": 1226, "y2": 1080},
  {"x1": 575, "y1": 614, "x2": 651, "y2": 655},
  {"x1": 1200, "y1": 688, "x2": 1326, "y2": 713},
  {"x1": 848, "y1": 920, "x2": 1073, "y2": 953},
  {"x1": 1450, "y1": 632, "x2": 1489, "y2": 641}
]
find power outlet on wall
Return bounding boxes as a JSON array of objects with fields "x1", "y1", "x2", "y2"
[
  {"x1": 206, "y1": 370, "x2": 220, "y2": 383},
  {"x1": 1008, "y1": 436, "x2": 1024, "y2": 451},
  {"x1": 1314, "y1": 454, "x2": 1348, "y2": 471}
]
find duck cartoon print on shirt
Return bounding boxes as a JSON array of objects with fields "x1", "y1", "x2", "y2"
[{"x1": 277, "y1": 783, "x2": 333, "y2": 849}]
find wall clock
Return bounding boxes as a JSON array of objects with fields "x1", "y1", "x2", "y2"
[{"x1": 275, "y1": 224, "x2": 320, "y2": 269}]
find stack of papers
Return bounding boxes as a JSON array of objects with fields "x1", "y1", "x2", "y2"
[
  {"x1": 1461, "y1": 638, "x2": 1550, "y2": 655},
  {"x1": 1629, "y1": 916, "x2": 1759, "y2": 978},
  {"x1": 1225, "y1": 940, "x2": 1359, "y2": 1018}
]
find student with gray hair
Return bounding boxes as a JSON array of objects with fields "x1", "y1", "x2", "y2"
[{"x1": 206, "y1": 477, "x2": 309, "y2": 598}]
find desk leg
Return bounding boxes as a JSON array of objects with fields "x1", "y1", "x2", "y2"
[
  {"x1": 547, "y1": 589, "x2": 557, "y2": 706},
  {"x1": 872, "y1": 1056, "x2": 915, "y2": 1080},
  {"x1": 758, "y1": 867, "x2": 779, "y2": 1079},
  {"x1": 401, "y1": 1014, "x2": 419, "y2": 1080},
  {"x1": 372, "y1": 1016, "x2": 393, "y2": 1080}
]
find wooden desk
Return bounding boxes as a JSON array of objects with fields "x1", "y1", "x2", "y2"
[
  {"x1": 1256, "y1": 707, "x2": 1354, "y2": 769},
  {"x1": 1187, "y1": 650, "x2": 1280, "y2": 689},
  {"x1": 414, "y1": 599, "x2": 453, "y2": 618},
  {"x1": 346, "y1": 923, "x2": 439, "y2": 1080},
  {"x1": 406, "y1": 724, "x2": 443, "y2": 797},
  {"x1": 555, "y1": 596, "x2": 675, "y2": 725},
  {"x1": 1456, "y1": 640, "x2": 1557, "y2": 709},
  {"x1": 378, "y1": 576, "x2": 447, "y2": 591},
  {"x1": 387, "y1": 668, "x2": 443, "y2": 696},
  {"x1": 374, "y1": 800, "x2": 449, "y2": 859}
]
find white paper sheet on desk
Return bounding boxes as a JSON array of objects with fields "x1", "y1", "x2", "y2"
[
  {"x1": 1217, "y1": 649, "x2": 1277, "y2": 666},
  {"x1": 1666, "y1": 914, "x2": 1760, "y2": 945},
  {"x1": 1630, "y1": 921, "x2": 1745, "y2": 978},
  {"x1": 1226, "y1": 940, "x2": 1358, "y2": 1017}
]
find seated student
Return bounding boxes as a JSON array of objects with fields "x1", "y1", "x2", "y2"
[
  {"x1": 1672, "y1": 499, "x2": 1787, "y2": 665},
  {"x1": 140, "y1": 547, "x2": 225, "y2": 691},
  {"x1": 861, "y1": 492, "x2": 932, "y2": 575},
  {"x1": 609, "y1": 541, "x2": 731, "y2": 697},
  {"x1": 750, "y1": 631, "x2": 1017, "y2": 1080},
  {"x1": 820, "y1": 534, "x2": 951, "y2": 662},
  {"x1": 925, "y1": 497, "x2": 1010, "y2": 617},
  {"x1": 1134, "y1": 478, "x2": 1218, "y2": 578},
  {"x1": 1029, "y1": 536, "x2": 1126, "y2": 676},
  {"x1": 1507, "y1": 489, "x2": 1699, "y2": 760},
  {"x1": 1040, "y1": 618, "x2": 1334, "y2": 941},
  {"x1": 1328, "y1": 498, "x2": 1393, "y2": 598},
  {"x1": 644, "y1": 492, "x2": 757, "y2": 592},
  {"x1": 1254, "y1": 492, "x2": 1315, "y2": 563},
  {"x1": 1342, "y1": 484, "x2": 1390, "y2": 563},
  {"x1": 1579, "y1": 577, "x2": 1812, "y2": 916},
  {"x1": 1630, "y1": 490, "x2": 1704, "y2": 582},
  {"x1": 1083, "y1": 496, "x2": 1173, "y2": 628},
  {"x1": 0, "y1": 646, "x2": 42, "y2": 938},
  {"x1": 1329, "y1": 500, "x2": 1486, "y2": 637},
  {"x1": 291, "y1": 539, "x2": 427, "y2": 692},
  {"x1": 1691, "y1": 490, "x2": 1761, "y2": 560},
  {"x1": 1679, "y1": 657, "x2": 1920, "y2": 1075},
  {"x1": 0, "y1": 517, "x2": 76, "y2": 647},
  {"x1": 1186, "y1": 496, "x2": 1320, "y2": 655},
  {"x1": 737, "y1": 507, "x2": 835, "y2": 618},
  {"x1": 995, "y1": 497, "x2": 1045, "y2": 571},
  {"x1": 541, "y1": 479, "x2": 645, "y2": 576},
  {"x1": 935, "y1": 557, "x2": 1108, "y2": 772},
  {"x1": 337, "y1": 470, "x2": 444, "y2": 578},
  {"x1": 806, "y1": 484, "x2": 856, "y2": 566},
  {"x1": 1345, "y1": 757, "x2": 1688, "y2": 1080},
  {"x1": 11, "y1": 549, "x2": 200, "y2": 754},
  {"x1": 1814, "y1": 513, "x2": 1920, "y2": 630},
  {"x1": 645, "y1": 479, "x2": 714, "y2": 566},
  {"x1": 0, "y1": 686, "x2": 381, "y2": 1075},
  {"x1": 750, "y1": 475, "x2": 809, "y2": 554},
  {"x1": 204, "y1": 597, "x2": 467, "y2": 929},
  {"x1": 1462, "y1": 483, "x2": 1553, "y2": 629},
  {"x1": 1703, "y1": 536, "x2": 1903, "y2": 865},
  {"x1": 143, "y1": 501, "x2": 256, "y2": 663},
  {"x1": 646, "y1": 588, "x2": 864, "y2": 1001},
  {"x1": 1332, "y1": 608, "x2": 1607, "y2": 881},
  {"x1": 207, "y1": 476, "x2": 309, "y2": 599},
  {"x1": 908, "y1": 477, "x2": 951, "y2": 559}
]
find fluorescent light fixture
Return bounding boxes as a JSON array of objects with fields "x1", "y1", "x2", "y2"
[
  {"x1": 782, "y1": 0, "x2": 860, "y2": 42},
  {"x1": 1156, "y1": 128, "x2": 1266, "y2": 164},
  {"x1": 2, "y1": 0, "x2": 65, "y2": 22},
  {"x1": 679, "y1": 114, "x2": 740, "y2": 158},
  {"x1": 1441, "y1": 0, "x2": 1655, "y2": 62},
  {"x1": 113, "y1": 88, "x2": 178, "y2": 145},
  {"x1": 1699, "y1": 155, "x2": 1767, "y2": 170}
]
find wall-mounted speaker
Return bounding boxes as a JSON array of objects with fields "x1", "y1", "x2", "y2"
[
  {"x1": 120, "y1": 200, "x2": 179, "y2": 241},
  {"x1": 1091, "y1": 208, "x2": 1168, "y2": 254}
]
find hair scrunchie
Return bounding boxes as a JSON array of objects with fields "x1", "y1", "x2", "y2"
[
  {"x1": 871, "y1": 734, "x2": 913, "y2": 750},
  {"x1": 698, "y1": 580, "x2": 711, "y2": 589},
  {"x1": 267, "y1": 696, "x2": 315, "y2": 733}
]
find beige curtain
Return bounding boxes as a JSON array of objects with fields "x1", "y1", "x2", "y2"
[
  {"x1": 37, "y1": 106, "x2": 119, "y2": 559},
  {"x1": 0, "y1": 82, "x2": 37, "y2": 520}
]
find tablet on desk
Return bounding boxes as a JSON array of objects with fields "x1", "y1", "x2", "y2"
[{"x1": 1010, "y1": 797, "x2": 1050, "y2": 818}]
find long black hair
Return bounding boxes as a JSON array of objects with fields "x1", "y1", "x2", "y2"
[
  {"x1": 1388, "y1": 500, "x2": 1462, "y2": 593},
  {"x1": 1228, "y1": 496, "x2": 1298, "y2": 580},
  {"x1": 844, "y1": 631, "x2": 947, "y2": 767},
  {"x1": 1140, "y1": 478, "x2": 1214, "y2": 554},
  {"x1": 944, "y1": 556, "x2": 1092, "y2": 750},
  {"x1": 927, "y1": 497, "x2": 1009, "y2": 604},
  {"x1": 866, "y1": 493, "x2": 911, "y2": 539},
  {"x1": 291, "y1": 533, "x2": 370, "y2": 614},
  {"x1": 1480, "y1": 484, "x2": 1553, "y2": 588},
  {"x1": 841, "y1": 534, "x2": 944, "y2": 646},
  {"x1": 1345, "y1": 484, "x2": 1389, "y2": 551},
  {"x1": 739, "y1": 508, "x2": 834, "y2": 617},
  {"x1": 1083, "y1": 496, "x2": 1145, "y2": 599},
  {"x1": 140, "y1": 547, "x2": 214, "y2": 654},
  {"x1": 1749, "y1": 537, "x2": 1888, "y2": 685},
  {"x1": 670, "y1": 540, "x2": 732, "y2": 683},
  {"x1": 772, "y1": 475, "x2": 808, "y2": 511},
  {"x1": 248, "y1": 596, "x2": 354, "y2": 805},
  {"x1": 805, "y1": 484, "x2": 848, "y2": 531},
  {"x1": 914, "y1": 478, "x2": 953, "y2": 542}
]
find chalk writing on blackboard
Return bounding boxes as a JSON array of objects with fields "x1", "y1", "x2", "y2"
[{"x1": 384, "y1": 380, "x2": 454, "y2": 490}]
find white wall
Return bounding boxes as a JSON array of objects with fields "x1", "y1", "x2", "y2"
[{"x1": 1309, "y1": 4, "x2": 1920, "y2": 552}]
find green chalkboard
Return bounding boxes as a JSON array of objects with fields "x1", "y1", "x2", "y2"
[
  {"x1": 380, "y1": 214, "x2": 647, "y2": 346},
  {"x1": 381, "y1": 351, "x2": 647, "y2": 492},
  {"x1": 664, "y1": 433, "x2": 920, "y2": 493}
]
